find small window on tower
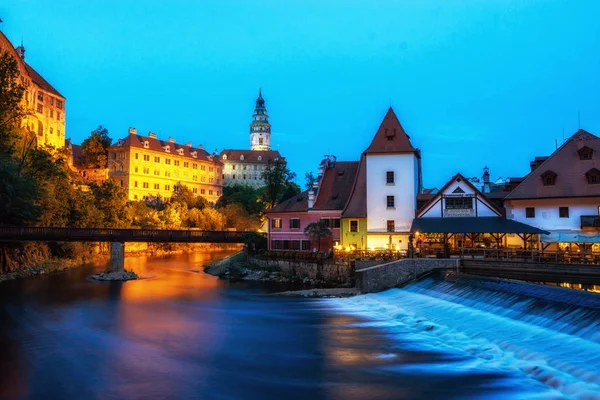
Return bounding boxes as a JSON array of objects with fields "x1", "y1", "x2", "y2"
[{"x1": 259, "y1": 138, "x2": 264, "y2": 145}]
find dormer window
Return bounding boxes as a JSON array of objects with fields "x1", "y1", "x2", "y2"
[
  {"x1": 585, "y1": 168, "x2": 600, "y2": 184},
  {"x1": 164, "y1": 145, "x2": 170, "y2": 153},
  {"x1": 223, "y1": 155, "x2": 227, "y2": 160},
  {"x1": 385, "y1": 128, "x2": 396, "y2": 142},
  {"x1": 177, "y1": 148, "x2": 184, "y2": 155},
  {"x1": 240, "y1": 155, "x2": 244, "y2": 161},
  {"x1": 143, "y1": 141, "x2": 149, "y2": 149},
  {"x1": 578, "y1": 146, "x2": 594, "y2": 160},
  {"x1": 541, "y1": 170, "x2": 557, "y2": 186},
  {"x1": 191, "y1": 151, "x2": 197, "y2": 158}
]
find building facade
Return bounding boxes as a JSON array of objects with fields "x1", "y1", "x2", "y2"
[
  {"x1": 0, "y1": 30, "x2": 66, "y2": 149},
  {"x1": 108, "y1": 128, "x2": 223, "y2": 203},
  {"x1": 220, "y1": 90, "x2": 283, "y2": 188},
  {"x1": 67, "y1": 140, "x2": 108, "y2": 185},
  {"x1": 505, "y1": 129, "x2": 600, "y2": 249},
  {"x1": 266, "y1": 156, "x2": 359, "y2": 252}
]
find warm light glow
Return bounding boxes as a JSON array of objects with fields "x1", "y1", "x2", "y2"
[
  {"x1": 415, "y1": 231, "x2": 420, "y2": 236},
  {"x1": 345, "y1": 246, "x2": 351, "y2": 252}
]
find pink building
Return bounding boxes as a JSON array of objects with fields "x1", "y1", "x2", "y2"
[{"x1": 266, "y1": 157, "x2": 359, "y2": 252}]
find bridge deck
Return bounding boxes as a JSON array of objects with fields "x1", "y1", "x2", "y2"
[{"x1": 0, "y1": 227, "x2": 247, "y2": 243}]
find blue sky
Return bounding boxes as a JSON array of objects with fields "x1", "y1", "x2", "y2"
[{"x1": 1, "y1": 0, "x2": 599, "y2": 189}]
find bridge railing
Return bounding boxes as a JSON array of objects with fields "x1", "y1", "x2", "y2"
[{"x1": 0, "y1": 227, "x2": 247, "y2": 243}]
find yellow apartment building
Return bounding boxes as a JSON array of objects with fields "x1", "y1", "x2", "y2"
[
  {"x1": 107, "y1": 128, "x2": 223, "y2": 203},
  {"x1": 0, "y1": 30, "x2": 66, "y2": 149}
]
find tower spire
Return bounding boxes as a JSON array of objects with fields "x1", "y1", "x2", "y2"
[{"x1": 250, "y1": 89, "x2": 271, "y2": 151}]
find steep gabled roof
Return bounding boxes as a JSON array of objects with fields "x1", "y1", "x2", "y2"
[
  {"x1": 341, "y1": 154, "x2": 367, "y2": 218},
  {"x1": 506, "y1": 129, "x2": 600, "y2": 200},
  {"x1": 24, "y1": 62, "x2": 64, "y2": 98},
  {"x1": 416, "y1": 173, "x2": 503, "y2": 217},
  {"x1": 364, "y1": 107, "x2": 416, "y2": 154},
  {"x1": 110, "y1": 133, "x2": 221, "y2": 164},
  {"x1": 313, "y1": 161, "x2": 359, "y2": 210}
]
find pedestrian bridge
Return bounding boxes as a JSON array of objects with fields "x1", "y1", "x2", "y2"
[{"x1": 0, "y1": 227, "x2": 246, "y2": 243}]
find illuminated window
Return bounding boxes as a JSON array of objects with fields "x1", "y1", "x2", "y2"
[{"x1": 272, "y1": 219, "x2": 282, "y2": 229}]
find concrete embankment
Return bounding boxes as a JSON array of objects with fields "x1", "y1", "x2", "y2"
[
  {"x1": 461, "y1": 259, "x2": 600, "y2": 284},
  {"x1": 355, "y1": 258, "x2": 460, "y2": 293}
]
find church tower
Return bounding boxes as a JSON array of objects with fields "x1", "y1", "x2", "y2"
[{"x1": 250, "y1": 89, "x2": 271, "y2": 151}]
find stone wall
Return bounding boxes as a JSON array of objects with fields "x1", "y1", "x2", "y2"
[
  {"x1": 246, "y1": 255, "x2": 354, "y2": 285},
  {"x1": 355, "y1": 258, "x2": 460, "y2": 293}
]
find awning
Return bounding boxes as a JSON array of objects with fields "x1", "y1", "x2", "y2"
[
  {"x1": 410, "y1": 217, "x2": 549, "y2": 235},
  {"x1": 541, "y1": 231, "x2": 600, "y2": 243}
]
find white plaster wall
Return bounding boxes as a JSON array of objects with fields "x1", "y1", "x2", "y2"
[
  {"x1": 476, "y1": 197, "x2": 499, "y2": 216},
  {"x1": 420, "y1": 199, "x2": 442, "y2": 218},
  {"x1": 418, "y1": 178, "x2": 499, "y2": 218},
  {"x1": 366, "y1": 154, "x2": 416, "y2": 233},
  {"x1": 367, "y1": 234, "x2": 410, "y2": 250},
  {"x1": 506, "y1": 198, "x2": 600, "y2": 231}
]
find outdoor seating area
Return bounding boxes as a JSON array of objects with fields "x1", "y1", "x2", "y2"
[{"x1": 460, "y1": 247, "x2": 600, "y2": 264}]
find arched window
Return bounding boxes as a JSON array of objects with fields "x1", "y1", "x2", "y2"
[
  {"x1": 240, "y1": 155, "x2": 245, "y2": 161},
  {"x1": 223, "y1": 154, "x2": 227, "y2": 160}
]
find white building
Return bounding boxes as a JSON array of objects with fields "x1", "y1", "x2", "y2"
[
  {"x1": 505, "y1": 129, "x2": 600, "y2": 247},
  {"x1": 363, "y1": 107, "x2": 422, "y2": 250}
]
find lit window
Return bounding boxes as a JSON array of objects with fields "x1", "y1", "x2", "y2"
[
  {"x1": 272, "y1": 219, "x2": 282, "y2": 229},
  {"x1": 36, "y1": 104, "x2": 43, "y2": 113}
]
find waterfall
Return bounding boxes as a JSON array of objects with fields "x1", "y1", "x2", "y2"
[{"x1": 326, "y1": 273, "x2": 600, "y2": 399}]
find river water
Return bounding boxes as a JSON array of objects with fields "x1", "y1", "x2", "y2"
[{"x1": 1, "y1": 252, "x2": 599, "y2": 400}]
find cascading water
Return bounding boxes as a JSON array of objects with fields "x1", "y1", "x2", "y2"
[{"x1": 326, "y1": 272, "x2": 600, "y2": 399}]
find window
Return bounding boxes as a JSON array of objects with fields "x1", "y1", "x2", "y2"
[
  {"x1": 578, "y1": 146, "x2": 594, "y2": 160},
  {"x1": 134, "y1": 181, "x2": 138, "y2": 188},
  {"x1": 37, "y1": 123, "x2": 43, "y2": 136},
  {"x1": 386, "y1": 195, "x2": 395, "y2": 208},
  {"x1": 385, "y1": 128, "x2": 396, "y2": 141},
  {"x1": 349, "y1": 220, "x2": 358, "y2": 232},
  {"x1": 193, "y1": 163, "x2": 198, "y2": 169},
  {"x1": 290, "y1": 218, "x2": 300, "y2": 229},
  {"x1": 386, "y1": 171, "x2": 394, "y2": 184},
  {"x1": 333, "y1": 218, "x2": 341, "y2": 228},
  {"x1": 193, "y1": 175, "x2": 198, "y2": 181},
  {"x1": 174, "y1": 160, "x2": 180, "y2": 166},
  {"x1": 143, "y1": 182, "x2": 149, "y2": 188},
  {"x1": 541, "y1": 170, "x2": 557, "y2": 186},
  {"x1": 585, "y1": 168, "x2": 600, "y2": 184},
  {"x1": 36, "y1": 104, "x2": 43, "y2": 113},
  {"x1": 135, "y1": 153, "x2": 139, "y2": 160},
  {"x1": 165, "y1": 159, "x2": 171, "y2": 165},
  {"x1": 301, "y1": 240, "x2": 311, "y2": 251},
  {"x1": 58, "y1": 129, "x2": 62, "y2": 136},
  {"x1": 143, "y1": 167, "x2": 149, "y2": 174},
  {"x1": 56, "y1": 100, "x2": 63, "y2": 109},
  {"x1": 559, "y1": 207, "x2": 569, "y2": 218},
  {"x1": 243, "y1": 174, "x2": 246, "y2": 180},
  {"x1": 49, "y1": 109, "x2": 53, "y2": 118},
  {"x1": 320, "y1": 218, "x2": 331, "y2": 227},
  {"x1": 209, "y1": 190, "x2": 213, "y2": 195},
  {"x1": 165, "y1": 185, "x2": 171, "y2": 191},
  {"x1": 37, "y1": 91, "x2": 43, "y2": 102},
  {"x1": 525, "y1": 207, "x2": 535, "y2": 218},
  {"x1": 154, "y1": 156, "x2": 160, "y2": 163},
  {"x1": 209, "y1": 177, "x2": 214, "y2": 183},
  {"x1": 193, "y1": 188, "x2": 198, "y2": 194},
  {"x1": 154, "y1": 170, "x2": 160, "y2": 176},
  {"x1": 49, "y1": 97, "x2": 54, "y2": 106},
  {"x1": 209, "y1": 167, "x2": 214, "y2": 172},
  {"x1": 445, "y1": 197, "x2": 473, "y2": 209},
  {"x1": 201, "y1": 165, "x2": 206, "y2": 171},
  {"x1": 272, "y1": 218, "x2": 282, "y2": 229},
  {"x1": 233, "y1": 165, "x2": 236, "y2": 170},
  {"x1": 200, "y1": 189, "x2": 206, "y2": 195},
  {"x1": 387, "y1": 220, "x2": 395, "y2": 232},
  {"x1": 165, "y1": 171, "x2": 171, "y2": 177},
  {"x1": 143, "y1": 154, "x2": 150, "y2": 161},
  {"x1": 57, "y1": 111, "x2": 61, "y2": 121},
  {"x1": 49, "y1": 128, "x2": 53, "y2": 134},
  {"x1": 201, "y1": 176, "x2": 206, "y2": 182}
]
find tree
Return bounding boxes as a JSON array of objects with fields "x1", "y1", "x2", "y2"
[
  {"x1": 262, "y1": 158, "x2": 296, "y2": 209},
  {"x1": 304, "y1": 171, "x2": 317, "y2": 190},
  {"x1": 0, "y1": 50, "x2": 26, "y2": 155},
  {"x1": 0, "y1": 162, "x2": 41, "y2": 226},
  {"x1": 280, "y1": 182, "x2": 301, "y2": 203},
  {"x1": 81, "y1": 126, "x2": 112, "y2": 168},
  {"x1": 187, "y1": 207, "x2": 225, "y2": 230},
  {"x1": 220, "y1": 203, "x2": 261, "y2": 231},
  {"x1": 217, "y1": 184, "x2": 265, "y2": 217},
  {"x1": 90, "y1": 179, "x2": 128, "y2": 227},
  {"x1": 172, "y1": 185, "x2": 208, "y2": 210},
  {"x1": 303, "y1": 221, "x2": 332, "y2": 253}
]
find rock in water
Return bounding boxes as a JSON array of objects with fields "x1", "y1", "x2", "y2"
[{"x1": 90, "y1": 270, "x2": 139, "y2": 281}]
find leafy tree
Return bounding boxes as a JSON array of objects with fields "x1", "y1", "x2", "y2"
[
  {"x1": 280, "y1": 182, "x2": 301, "y2": 203},
  {"x1": 262, "y1": 158, "x2": 296, "y2": 209},
  {"x1": 0, "y1": 50, "x2": 26, "y2": 155},
  {"x1": 81, "y1": 126, "x2": 112, "y2": 168},
  {"x1": 304, "y1": 171, "x2": 317, "y2": 190},
  {"x1": 0, "y1": 162, "x2": 41, "y2": 226},
  {"x1": 303, "y1": 220, "x2": 332, "y2": 252},
  {"x1": 187, "y1": 207, "x2": 225, "y2": 230},
  {"x1": 172, "y1": 185, "x2": 209, "y2": 210},
  {"x1": 220, "y1": 203, "x2": 261, "y2": 231},
  {"x1": 241, "y1": 232, "x2": 267, "y2": 255},
  {"x1": 89, "y1": 179, "x2": 128, "y2": 227},
  {"x1": 217, "y1": 184, "x2": 265, "y2": 217}
]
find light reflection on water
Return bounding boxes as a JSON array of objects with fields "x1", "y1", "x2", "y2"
[{"x1": 0, "y1": 252, "x2": 555, "y2": 400}]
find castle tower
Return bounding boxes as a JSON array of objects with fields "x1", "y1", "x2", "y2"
[{"x1": 250, "y1": 89, "x2": 271, "y2": 151}]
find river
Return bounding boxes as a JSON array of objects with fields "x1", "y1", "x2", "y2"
[{"x1": 1, "y1": 252, "x2": 599, "y2": 399}]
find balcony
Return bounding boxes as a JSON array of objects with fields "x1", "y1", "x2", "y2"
[{"x1": 580, "y1": 215, "x2": 600, "y2": 229}]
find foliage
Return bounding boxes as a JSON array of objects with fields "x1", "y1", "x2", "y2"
[
  {"x1": 220, "y1": 203, "x2": 261, "y2": 231},
  {"x1": 171, "y1": 185, "x2": 209, "y2": 210},
  {"x1": 187, "y1": 207, "x2": 225, "y2": 230},
  {"x1": 303, "y1": 220, "x2": 332, "y2": 252},
  {"x1": 217, "y1": 184, "x2": 265, "y2": 216},
  {"x1": 0, "y1": 50, "x2": 26, "y2": 155},
  {"x1": 304, "y1": 171, "x2": 317, "y2": 190},
  {"x1": 261, "y1": 158, "x2": 296, "y2": 209},
  {"x1": 279, "y1": 182, "x2": 301, "y2": 203},
  {"x1": 89, "y1": 179, "x2": 129, "y2": 227},
  {"x1": 241, "y1": 232, "x2": 268, "y2": 255},
  {"x1": 81, "y1": 126, "x2": 112, "y2": 168},
  {"x1": 0, "y1": 161, "x2": 41, "y2": 226}
]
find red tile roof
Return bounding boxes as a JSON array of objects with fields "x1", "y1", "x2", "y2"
[
  {"x1": 24, "y1": 62, "x2": 64, "y2": 98},
  {"x1": 506, "y1": 129, "x2": 600, "y2": 200},
  {"x1": 267, "y1": 191, "x2": 309, "y2": 213},
  {"x1": 219, "y1": 149, "x2": 283, "y2": 163},
  {"x1": 341, "y1": 155, "x2": 367, "y2": 218},
  {"x1": 109, "y1": 133, "x2": 221, "y2": 164},
  {"x1": 313, "y1": 161, "x2": 359, "y2": 210},
  {"x1": 364, "y1": 107, "x2": 416, "y2": 154}
]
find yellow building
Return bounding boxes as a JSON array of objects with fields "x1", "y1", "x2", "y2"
[
  {"x1": 108, "y1": 128, "x2": 223, "y2": 203},
  {"x1": 0, "y1": 30, "x2": 66, "y2": 149}
]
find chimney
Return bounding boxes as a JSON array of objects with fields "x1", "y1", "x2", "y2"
[
  {"x1": 15, "y1": 43, "x2": 25, "y2": 60},
  {"x1": 128, "y1": 127, "x2": 137, "y2": 135},
  {"x1": 168, "y1": 137, "x2": 176, "y2": 143},
  {"x1": 185, "y1": 142, "x2": 193, "y2": 147},
  {"x1": 148, "y1": 132, "x2": 157, "y2": 139}
]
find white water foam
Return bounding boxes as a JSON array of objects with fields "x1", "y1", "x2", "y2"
[{"x1": 325, "y1": 279, "x2": 600, "y2": 400}]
